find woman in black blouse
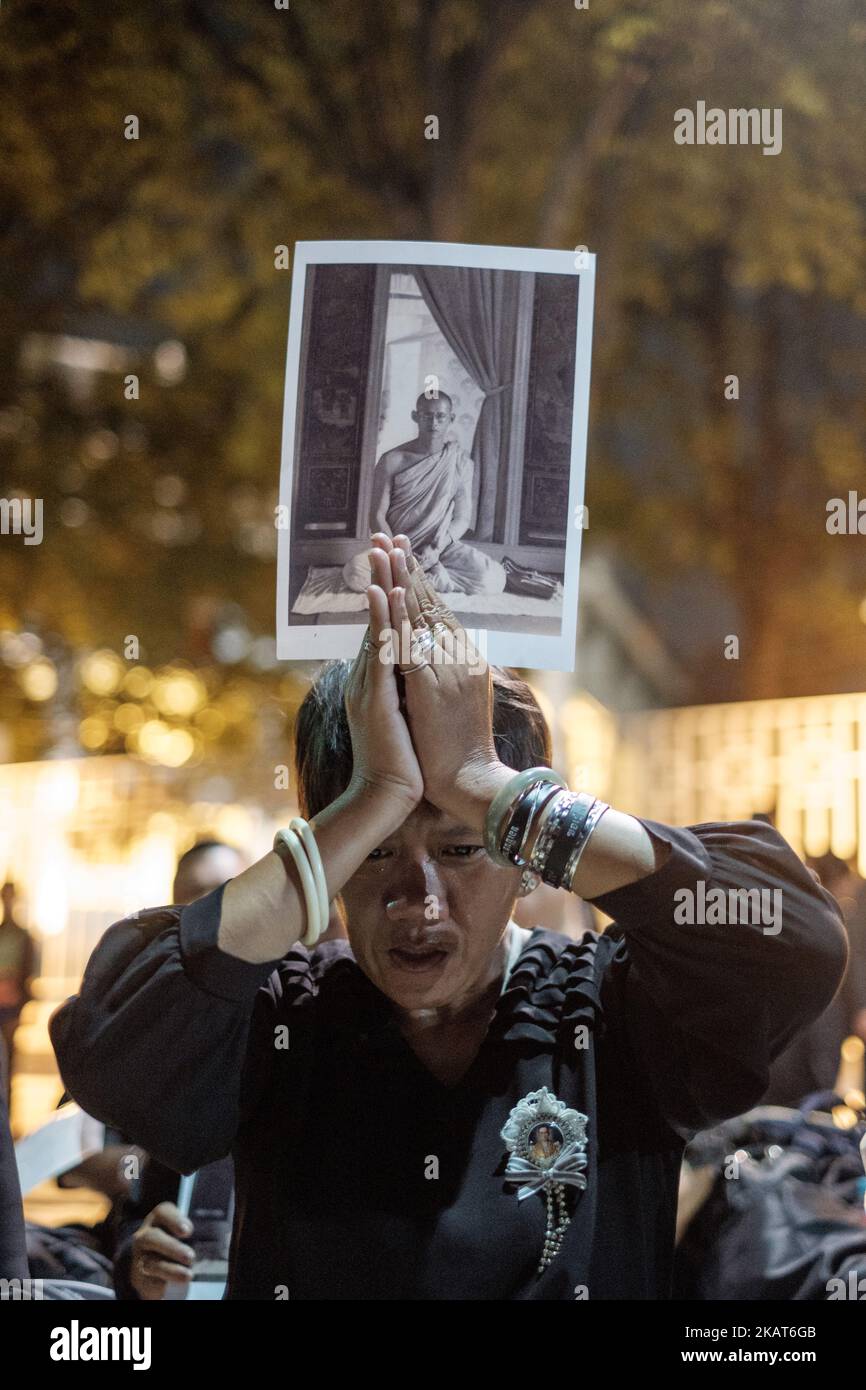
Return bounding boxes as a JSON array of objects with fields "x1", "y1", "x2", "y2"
[{"x1": 50, "y1": 536, "x2": 847, "y2": 1300}]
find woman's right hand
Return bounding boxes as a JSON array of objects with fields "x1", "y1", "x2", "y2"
[
  {"x1": 342, "y1": 545, "x2": 424, "y2": 815},
  {"x1": 220, "y1": 549, "x2": 423, "y2": 965}
]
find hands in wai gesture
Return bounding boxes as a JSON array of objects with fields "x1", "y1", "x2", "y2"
[{"x1": 346, "y1": 532, "x2": 514, "y2": 833}]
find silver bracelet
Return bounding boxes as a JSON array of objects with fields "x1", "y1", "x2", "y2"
[
  {"x1": 500, "y1": 780, "x2": 563, "y2": 868},
  {"x1": 514, "y1": 782, "x2": 564, "y2": 867},
  {"x1": 563, "y1": 800, "x2": 611, "y2": 891},
  {"x1": 530, "y1": 792, "x2": 579, "y2": 876}
]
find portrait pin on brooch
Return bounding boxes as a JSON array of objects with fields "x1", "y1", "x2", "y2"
[{"x1": 501, "y1": 1087, "x2": 588, "y2": 1275}]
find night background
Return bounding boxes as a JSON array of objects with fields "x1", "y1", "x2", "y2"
[
  {"x1": 1, "y1": 0, "x2": 865, "y2": 766},
  {"x1": 1, "y1": 0, "x2": 866, "y2": 1321}
]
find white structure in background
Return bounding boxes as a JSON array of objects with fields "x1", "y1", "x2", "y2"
[
  {"x1": 0, "y1": 755, "x2": 281, "y2": 1133},
  {"x1": 536, "y1": 550, "x2": 866, "y2": 875},
  {"x1": 623, "y1": 692, "x2": 866, "y2": 876},
  {"x1": 531, "y1": 549, "x2": 693, "y2": 803}
]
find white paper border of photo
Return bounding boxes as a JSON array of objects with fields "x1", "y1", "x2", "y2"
[{"x1": 275, "y1": 240, "x2": 595, "y2": 672}]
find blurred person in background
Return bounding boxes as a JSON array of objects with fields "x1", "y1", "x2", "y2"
[
  {"x1": 826, "y1": 854, "x2": 866, "y2": 1043},
  {"x1": 0, "y1": 880, "x2": 36, "y2": 1104},
  {"x1": 25, "y1": 841, "x2": 246, "y2": 1295},
  {"x1": 113, "y1": 839, "x2": 246, "y2": 1299},
  {"x1": 761, "y1": 853, "x2": 866, "y2": 1106},
  {"x1": 172, "y1": 840, "x2": 247, "y2": 908},
  {"x1": 0, "y1": 1034, "x2": 29, "y2": 1285}
]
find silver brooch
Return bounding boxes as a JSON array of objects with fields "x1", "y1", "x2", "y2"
[{"x1": 501, "y1": 1087, "x2": 588, "y2": 1275}]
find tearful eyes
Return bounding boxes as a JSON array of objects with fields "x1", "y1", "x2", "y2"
[{"x1": 365, "y1": 845, "x2": 485, "y2": 862}]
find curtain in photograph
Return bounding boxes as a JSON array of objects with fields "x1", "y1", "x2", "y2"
[{"x1": 413, "y1": 266, "x2": 519, "y2": 540}]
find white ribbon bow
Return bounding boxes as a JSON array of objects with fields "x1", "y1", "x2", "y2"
[{"x1": 505, "y1": 1141, "x2": 588, "y2": 1202}]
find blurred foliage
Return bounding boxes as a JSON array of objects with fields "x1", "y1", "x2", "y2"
[{"x1": 0, "y1": 0, "x2": 865, "y2": 734}]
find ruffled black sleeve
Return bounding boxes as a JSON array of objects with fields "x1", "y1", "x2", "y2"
[
  {"x1": 588, "y1": 819, "x2": 848, "y2": 1137},
  {"x1": 49, "y1": 884, "x2": 284, "y2": 1173}
]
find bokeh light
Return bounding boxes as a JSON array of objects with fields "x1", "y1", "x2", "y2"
[
  {"x1": 17, "y1": 658, "x2": 57, "y2": 701},
  {"x1": 123, "y1": 666, "x2": 154, "y2": 698},
  {"x1": 137, "y1": 719, "x2": 196, "y2": 766},
  {"x1": 80, "y1": 649, "x2": 125, "y2": 696},
  {"x1": 151, "y1": 670, "x2": 208, "y2": 718}
]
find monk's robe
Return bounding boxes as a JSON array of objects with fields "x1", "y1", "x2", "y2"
[{"x1": 342, "y1": 441, "x2": 506, "y2": 596}]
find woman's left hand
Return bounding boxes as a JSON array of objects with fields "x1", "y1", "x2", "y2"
[{"x1": 368, "y1": 535, "x2": 514, "y2": 831}]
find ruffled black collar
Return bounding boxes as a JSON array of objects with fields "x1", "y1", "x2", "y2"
[
  {"x1": 288, "y1": 927, "x2": 607, "y2": 1049},
  {"x1": 491, "y1": 928, "x2": 604, "y2": 1045}
]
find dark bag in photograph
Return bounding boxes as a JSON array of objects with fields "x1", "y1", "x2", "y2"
[{"x1": 502, "y1": 557, "x2": 559, "y2": 601}]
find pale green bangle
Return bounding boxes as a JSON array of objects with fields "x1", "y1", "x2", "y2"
[
  {"x1": 289, "y1": 817, "x2": 329, "y2": 937},
  {"x1": 273, "y1": 825, "x2": 323, "y2": 947},
  {"x1": 484, "y1": 766, "x2": 568, "y2": 868}
]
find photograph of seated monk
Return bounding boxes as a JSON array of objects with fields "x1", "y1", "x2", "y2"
[
  {"x1": 283, "y1": 254, "x2": 589, "y2": 659},
  {"x1": 340, "y1": 392, "x2": 508, "y2": 597},
  {"x1": 50, "y1": 536, "x2": 847, "y2": 1301}
]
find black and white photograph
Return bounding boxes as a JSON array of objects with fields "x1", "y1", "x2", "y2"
[{"x1": 276, "y1": 241, "x2": 595, "y2": 668}]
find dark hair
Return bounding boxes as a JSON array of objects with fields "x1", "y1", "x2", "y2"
[{"x1": 294, "y1": 661, "x2": 552, "y2": 819}]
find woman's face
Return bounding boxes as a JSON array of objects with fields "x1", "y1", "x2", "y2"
[{"x1": 340, "y1": 800, "x2": 521, "y2": 1013}]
